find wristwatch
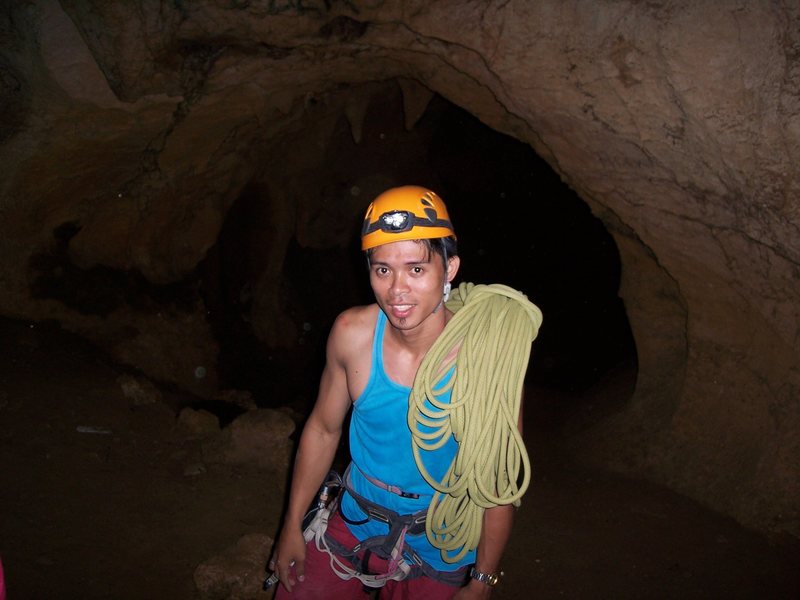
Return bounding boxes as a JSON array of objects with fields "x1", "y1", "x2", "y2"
[{"x1": 469, "y1": 566, "x2": 503, "y2": 586}]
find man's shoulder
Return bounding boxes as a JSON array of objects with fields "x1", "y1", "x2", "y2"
[{"x1": 330, "y1": 304, "x2": 378, "y2": 343}]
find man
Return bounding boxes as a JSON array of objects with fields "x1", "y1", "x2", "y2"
[{"x1": 271, "y1": 185, "x2": 522, "y2": 599}]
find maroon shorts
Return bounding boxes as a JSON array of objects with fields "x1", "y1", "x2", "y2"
[{"x1": 274, "y1": 510, "x2": 465, "y2": 600}]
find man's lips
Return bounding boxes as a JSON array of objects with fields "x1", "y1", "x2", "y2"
[{"x1": 389, "y1": 303, "x2": 414, "y2": 317}]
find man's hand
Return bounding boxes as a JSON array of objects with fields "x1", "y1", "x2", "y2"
[
  {"x1": 269, "y1": 526, "x2": 307, "y2": 593},
  {"x1": 453, "y1": 579, "x2": 494, "y2": 599}
]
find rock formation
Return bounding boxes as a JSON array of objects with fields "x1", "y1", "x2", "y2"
[{"x1": 1, "y1": 0, "x2": 798, "y2": 540}]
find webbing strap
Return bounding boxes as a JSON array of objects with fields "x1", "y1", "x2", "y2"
[
  {"x1": 311, "y1": 468, "x2": 468, "y2": 587},
  {"x1": 322, "y1": 525, "x2": 468, "y2": 587},
  {"x1": 342, "y1": 466, "x2": 427, "y2": 536},
  {"x1": 356, "y1": 465, "x2": 423, "y2": 499}
]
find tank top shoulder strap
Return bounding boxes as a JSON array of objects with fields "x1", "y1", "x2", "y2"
[
  {"x1": 354, "y1": 308, "x2": 389, "y2": 404},
  {"x1": 373, "y1": 308, "x2": 387, "y2": 371}
]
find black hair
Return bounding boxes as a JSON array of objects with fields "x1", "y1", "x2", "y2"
[
  {"x1": 422, "y1": 236, "x2": 459, "y2": 268},
  {"x1": 365, "y1": 236, "x2": 458, "y2": 269}
]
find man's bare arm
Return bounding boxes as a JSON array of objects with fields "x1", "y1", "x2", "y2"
[
  {"x1": 270, "y1": 312, "x2": 356, "y2": 591},
  {"x1": 455, "y1": 392, "x2": 526, "y2": 598}
]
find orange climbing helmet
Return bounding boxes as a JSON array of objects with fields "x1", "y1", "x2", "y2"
[{"x1": 360, "y1": 185, "x2": 456, "y2": 250}]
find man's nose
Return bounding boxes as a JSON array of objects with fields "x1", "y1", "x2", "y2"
[{"x1": 390, "y1": 272, "x2": 409, "y2": 295}]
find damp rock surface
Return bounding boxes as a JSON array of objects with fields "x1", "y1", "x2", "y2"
[
  {"x1": 194, "y1": 533, "x2": 275, "y2": 600},
  {"x1": 202, "y1": 409, "x2": 296, "y2": 471}
]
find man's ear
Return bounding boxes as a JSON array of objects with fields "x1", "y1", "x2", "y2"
[{"x1": 446, "y1": 255, "x2": 461, "y2": 282}]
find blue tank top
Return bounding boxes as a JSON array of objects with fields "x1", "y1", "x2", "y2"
[{"x1": 341, "y1": 308, "x2": 475, "y2": 571}]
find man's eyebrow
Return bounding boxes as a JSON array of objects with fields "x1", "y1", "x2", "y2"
[
  {"x1": 406, "y1": 254, "x2": 431, "y2": 263},
  {"x1": 371, "y1": 257, "x2": 432, "y2": 266}
]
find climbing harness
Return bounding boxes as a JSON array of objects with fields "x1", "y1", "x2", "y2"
[
  {"x1": 299, "y1": 466, "x2": 468, "y2": 588},
  {"x1": 408, "y1": 282, "x2": 543, "y2": 563},
  {"x1": 263, "y1": 471, "x2": 342, "y2": 590}
]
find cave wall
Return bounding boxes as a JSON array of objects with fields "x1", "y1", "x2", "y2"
[{"x1": 1, "y1": 0, "x2": 798, "y2": 537}]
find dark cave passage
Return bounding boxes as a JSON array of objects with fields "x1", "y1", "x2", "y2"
[
  {"x1": 202, "y1": 85, "x2": 637, "y2": 421},
  {"x1": 18, "y1": 80, "x2": 636, "y2": 425}
]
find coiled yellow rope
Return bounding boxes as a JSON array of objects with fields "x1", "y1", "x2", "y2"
[{"x1": 408, "y1": 282, "x2": 543, "y2": 563}]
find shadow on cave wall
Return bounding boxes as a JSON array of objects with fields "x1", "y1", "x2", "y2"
[
  {"x1": 202, "y1": 85, "x2": 637, "y2": 422},
  {"x1": 29, "y1": 222, "x2": 202, "y2": 318}
]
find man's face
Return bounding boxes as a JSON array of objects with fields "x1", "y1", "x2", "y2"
[{"x1": 368, "y1": 240, "x2": 458, "y2": 332}]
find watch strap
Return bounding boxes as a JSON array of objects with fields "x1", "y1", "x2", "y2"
[{"x1": 469, "y1": 566, "x2": 502, "y2": 586}]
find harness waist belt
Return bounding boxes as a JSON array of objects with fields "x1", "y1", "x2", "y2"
[{"x1": 356, "y1": 465, "x2": 424, "y2": 499}]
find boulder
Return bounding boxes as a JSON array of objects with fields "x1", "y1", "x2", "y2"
[
  {"x1": 194, "y1": 533, "x2": 274, "y2": 600},
  {"x1": 203, "y1": 409, "x2": 295, "y2": 471}
]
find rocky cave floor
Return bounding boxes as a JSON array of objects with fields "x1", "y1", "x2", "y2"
[{"x1": 1, "y1": 316, "x2": 798, "y2": 600}]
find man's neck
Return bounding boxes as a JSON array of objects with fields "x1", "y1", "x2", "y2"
[{"x1": 386, "y1": 307, "x2": 450, "y2": 359}]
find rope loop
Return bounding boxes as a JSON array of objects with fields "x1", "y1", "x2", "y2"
[{"x1": 408, "y1": 282, "x2": 543, "y2": 562}]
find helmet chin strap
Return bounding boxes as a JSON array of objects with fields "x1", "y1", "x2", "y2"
[
  {"x1": 433, "y1": 283, "x2": 451, "y2": 314},
  {"x1": 442, "y1": 245, "x2": 451, "y2": 302},
  {"x1": 433, "y1": 247, "x2": 451, "y2": 313}
]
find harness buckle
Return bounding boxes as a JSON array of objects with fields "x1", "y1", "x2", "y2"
[{"x1": 367, "y1": 508, "x2": 390, "y2": 524}]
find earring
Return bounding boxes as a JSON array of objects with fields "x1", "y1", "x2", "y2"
[{"x1": 443, "y1": 282, "x2": 451, "y2": 302}]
